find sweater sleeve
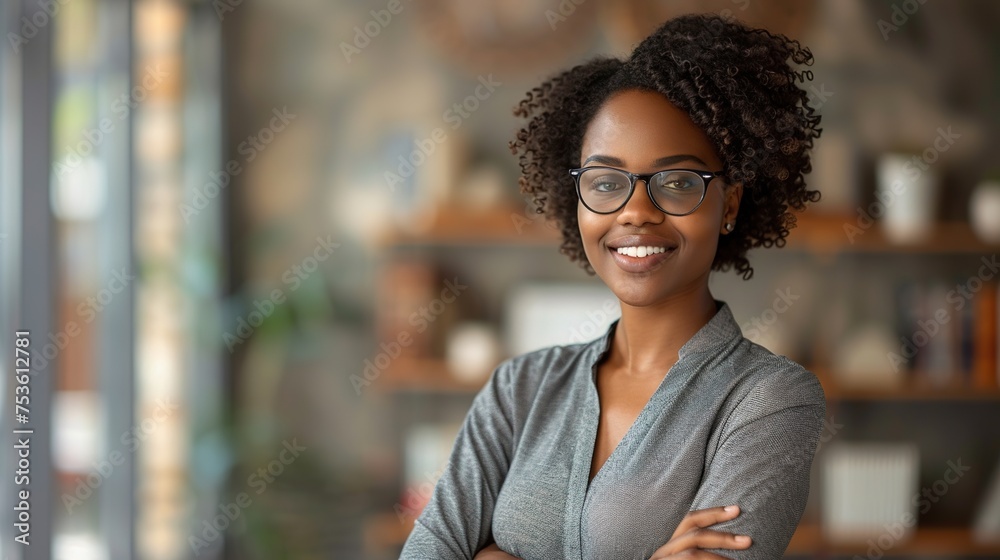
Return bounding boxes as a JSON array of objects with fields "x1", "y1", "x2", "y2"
[
  {"x1": 685, "y1": 363, "x2": 827, "y2": 560},
  {"x1": 399, "y1": 361, "x2": 517, "y2": 559}
]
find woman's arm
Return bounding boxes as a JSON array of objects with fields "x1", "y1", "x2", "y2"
[
  {"x1": 683, "y1": 365, "x2": 827, "y2": 559},
  {"x1": 473, "y1": 543, "x2": 523, "y2": 559},
  {"x1": 399, "y1": 362, "x2": 517, "y2": 559}
]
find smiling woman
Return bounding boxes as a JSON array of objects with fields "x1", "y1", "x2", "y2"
[{"x1": 399, "y1": 13, "x2": 826, "y2": 560}]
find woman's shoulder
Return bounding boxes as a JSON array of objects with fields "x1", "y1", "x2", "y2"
[
  {"x1": 726, "y1": 337, "x2": 827, "y2": 416},
  {"x1": 488, "y1": 338, "x2": 600, "y2": 397}
]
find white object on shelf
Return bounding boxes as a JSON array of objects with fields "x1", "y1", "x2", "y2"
[
  {"x1": 505, "y1": 283, "x2": 620, "y2": 356},
  {"x1": 446, "y1": 322, "x2": 501, "y2": 383},
  {"x1": 970, "y1": 180, "x2": 1000, "y2": 244},
  {"x1": 973, "y1": 454, "x2": 1000, "y2": 544},
  {"x1": 401, "y1": 423, "x2": 462, "y2": 516},
  {"x1": 876, "y1": 153, "x2": 939, "y2": 244},
  {"x1": 822, "y1": 442, "x2": 920, "y2": 543},
  {"x1": 832, "y1": 323, "x2": 906, "y2": 390}
]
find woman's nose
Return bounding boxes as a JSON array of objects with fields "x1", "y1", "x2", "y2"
[{"x1": 616, "y1": 180, "x2": 665, "y2": 227}]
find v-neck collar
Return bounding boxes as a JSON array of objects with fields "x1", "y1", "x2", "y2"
[
  {"x1": 578, "y1": 299, "x2": 744, "y2": 497},
  {"x1": 563, "y1": 300, "x2": 744, "y2": 560},
  {"x1": 584, "y1": 299, "x2": 742, "y2": 381}
]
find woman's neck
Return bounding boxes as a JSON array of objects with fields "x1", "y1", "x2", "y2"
[{"x1": 607, "y1": 286, "x2": 718, "y2": 380}]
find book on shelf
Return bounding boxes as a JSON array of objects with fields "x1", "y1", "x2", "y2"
[
  {"x1": 973, "y1": 280, "x2": 998, "y2": 389},
  {"x1": 893, "y1": 278, "x2": 999, "y2": 389}
]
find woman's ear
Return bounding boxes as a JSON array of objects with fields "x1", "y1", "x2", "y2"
[{"x1": 721, "y1": 181, "x2": 743, "y2": 234}]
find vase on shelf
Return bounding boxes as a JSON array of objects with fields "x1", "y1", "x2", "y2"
[{"x1": 970, "y1": 180, "x2": 1000, "y2": 244}]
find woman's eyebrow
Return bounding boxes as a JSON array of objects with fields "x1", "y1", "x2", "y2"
[{"x1": 581, "y1": 154, "x2": 709, "y2": 167}]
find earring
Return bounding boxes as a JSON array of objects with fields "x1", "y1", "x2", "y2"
[{"x1": 725, "y1": 222, "x2": 734, "y2": 232}]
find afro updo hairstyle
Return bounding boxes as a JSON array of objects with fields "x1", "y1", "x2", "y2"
[{"x1": 508, "y1": 13, "x2": 822, "y2": 280}]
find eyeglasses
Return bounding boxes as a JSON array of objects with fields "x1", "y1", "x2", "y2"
[{"x1": 568, "y1": 166, "x2": 724, "y2": 216}]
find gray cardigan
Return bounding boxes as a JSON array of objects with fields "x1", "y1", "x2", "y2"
[{"x1": 399, "y1": 300, "x2": 827, "y2": 559}]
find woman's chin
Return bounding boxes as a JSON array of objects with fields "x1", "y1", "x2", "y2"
[{"x1": 605, "y1": 284, "x2": 671, "y2": 309}]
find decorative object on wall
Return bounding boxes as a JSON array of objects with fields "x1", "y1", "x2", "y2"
[
  {"x1": 412, "y1": 0, "x2": 596, "y2": 75},
  {"x1": 336, "y1": 69, "x2": 459, "y2": 240},
  {"x1": 822, "y1": 442, "x2": 920, "y2": 543}
]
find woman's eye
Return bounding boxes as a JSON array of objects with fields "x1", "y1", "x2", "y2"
[
  {"x1": 592, "y1": 179, "x2": 626, "y2": 192},
  {"x1": 659, "y1": 175, "x2": 697, "y2": 190}
]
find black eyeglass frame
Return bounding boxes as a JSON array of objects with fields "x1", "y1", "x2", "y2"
[{"x1": 568, "y1": 166, "x2": 725, "y2": 216}]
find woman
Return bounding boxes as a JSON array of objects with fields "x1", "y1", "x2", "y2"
[{"x1": 400, "y1": 13, "x2": 825, "y2": 560}]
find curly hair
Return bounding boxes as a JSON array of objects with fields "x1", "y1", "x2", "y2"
[{"x1": 508, "y1": 13, "x2": 822, "y2": 280}]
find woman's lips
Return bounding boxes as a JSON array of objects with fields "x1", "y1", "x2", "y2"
[{"x1": 608, "y1": 246, "x2": 676, "y2": 273}]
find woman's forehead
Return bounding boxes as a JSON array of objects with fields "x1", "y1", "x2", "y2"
[{"x1": 580, "y1": 90, "x2": 720, "y2": 169}]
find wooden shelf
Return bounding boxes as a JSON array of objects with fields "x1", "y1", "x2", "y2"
[
  {"x1": 785, "y1": 213, "x2": 1000, "y2": 255},
  {"x1": 377, "y1": 204, "x2": 560, "y2": 247},
  {"x1": 374, "y1": 358, "x2": 1000, "y2": 401},
  {"x1": 787, "y1": 524, "x2": 1000, "y2": 556},
  {"x1": 364, "y1": 514, "x2": 1000, "y2": 557},
  {"x1": 813, "y1": 368, "x2": 1000, "y2": 402},
  {"x1": 374, "y1": 358, "x2": 489, "y2": 394},
  {"x1": 375, "y1": 204, "x2": 998, "y2": 254},
  {"x1": 363, "y1": 512, "x2": 414, "y2": 554}
]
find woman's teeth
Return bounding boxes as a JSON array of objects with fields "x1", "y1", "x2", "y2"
[{"x1": 616, "y1": 246, "x2": 668, "y2": 258}]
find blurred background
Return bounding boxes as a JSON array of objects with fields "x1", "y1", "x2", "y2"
[{"x1": 1, "y1": 0, "x2": 1000, "y2": 559}]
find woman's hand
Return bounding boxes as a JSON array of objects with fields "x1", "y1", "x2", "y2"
[
  {"x1": 648, "y1": 505, "x2": 753, "y2": 559},
  {"x1": 473, "y1": 542, "x2": 523, "y2": 559}
]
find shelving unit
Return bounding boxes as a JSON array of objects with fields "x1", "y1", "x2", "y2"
[
  {"x1": 377, "y1": 204, "x2": 997, "y2": 254},
  {"x1": 374, "y1": 357, "x2": 1000, "y2": 402},
  {"x1": 365, "y1": 516, "x2": 1000, "y2": 557},
  {"x1": 371, "y1": 203, "x2": 1000, "y2": 558},
  {"x1": 787, "y1": 524, "x2": 1000, "y2": 556}
]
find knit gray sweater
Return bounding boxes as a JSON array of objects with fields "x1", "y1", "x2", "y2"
[{"x1": 399, "y1": 300, "x2": 827, "y2": 559}]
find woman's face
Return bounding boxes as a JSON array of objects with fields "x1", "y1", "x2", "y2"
[{"x1": 577, "y1": 88, "x2": 742, "y2": 307}]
